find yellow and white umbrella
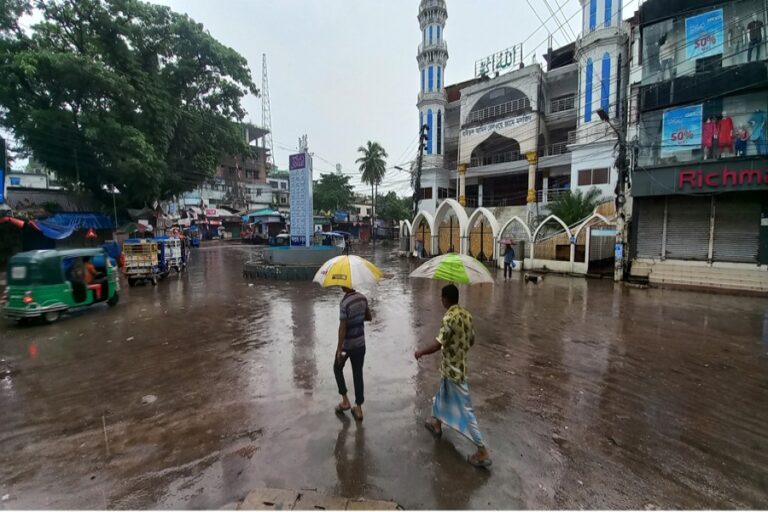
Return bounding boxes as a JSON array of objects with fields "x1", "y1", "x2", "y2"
[{"x1": 313, "y1": 255, "x2": 383, "y2": 289}]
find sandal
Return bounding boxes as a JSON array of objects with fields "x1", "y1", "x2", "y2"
[
  {"x1": 335, "y1": 403, "x2": 351, "y2": 414},
  {"x1": 351, "y1": 407, "x2": 363, "y2": 422},
  {"x1": 424, "y1": 420, "x2": 442, "y2": 437},
  {"x1": 467, "y1": 454, "x2": 492, "y2": 468}
]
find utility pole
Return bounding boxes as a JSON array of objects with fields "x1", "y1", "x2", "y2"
[
  {"x1": 597, "y1": 108, "x2": 628, "y2": 283},
  {"x1": 413, "y1": 123, "x2": 429, "y2": 219}
]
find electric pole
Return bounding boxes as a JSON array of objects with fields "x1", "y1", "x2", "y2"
[{"x1": 413, "y1": 123, "x2": 429, "y2": 219}]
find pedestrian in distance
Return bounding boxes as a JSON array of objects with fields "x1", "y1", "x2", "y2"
[
  {"x1": 414, "y1": 284, "x2": 492, "y2": 468},
  {"x1": 502, "y1": 241, "x2": 516, "y2": 281},
  {"x1": 334, "y1": 286, "x2": 372, "y2": 421}
]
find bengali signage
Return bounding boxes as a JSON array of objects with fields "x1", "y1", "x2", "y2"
[
  {"x1": 475, "y1": 44, "x2": 524, "y2": 79},
  {"x1": 661, "y1": 104, "x2": 702, "y2": 157},
  {"x1": 685, "y1": 9, "x2": 724, "y2": 60},
  {"x1": 288, "y1": 152, "x2": 313, "y2": 247},
  {"x1": 461, "y1": 113, "x2": 534, "y2": 138}
]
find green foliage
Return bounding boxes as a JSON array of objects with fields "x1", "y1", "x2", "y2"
[
  {"x1": 313, "y1": 173, "x2": 354, "y2": 213},
  {"x1": 375, "y1": 191, "x2": 411, "y2": 223},
  {"x1": 546, "y1": 187, "x2": 603, "y2": 226},
  {"x1": 356, "y1": 141, "x2": 388, "y2": 189},
  {"x1": 0, "y1": 0, "x2": 258, "y2": 207}
]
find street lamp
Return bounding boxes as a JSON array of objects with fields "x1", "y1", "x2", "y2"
[{"x1": 596, "y1": 108, "x2": 628, "y2": 283}]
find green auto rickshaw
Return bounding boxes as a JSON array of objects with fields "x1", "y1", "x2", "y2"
[{"x1": 2, "y1": 248, "x2": 120, "y2": 324}]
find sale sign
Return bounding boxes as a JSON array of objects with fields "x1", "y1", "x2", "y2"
[
  {"x1": 685, "y1": 9, "x2": 724, "y2": 60},
  {"x1": 661, "y1": 104, "x2": 703, "y2": 157}
]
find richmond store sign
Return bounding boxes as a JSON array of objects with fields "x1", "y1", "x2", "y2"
[{"x1": 678, "y1": 167, "x2": 768, "y2": 191}]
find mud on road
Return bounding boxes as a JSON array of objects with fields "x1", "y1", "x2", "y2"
[{"x1": 1, "y1": 244, "x2": 767, "y2": 509}]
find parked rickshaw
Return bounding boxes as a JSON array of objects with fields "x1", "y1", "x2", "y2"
[
  {"x1": 2, "y1": 248, "x2": 119, "y2": 324},
  {"x1": 123, "y1": 239, "x2": 160, "y2": 286}
]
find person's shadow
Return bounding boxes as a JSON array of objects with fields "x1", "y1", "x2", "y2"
[{"x1": 333, "y1": 414, "x2": 369, "y2": 499}]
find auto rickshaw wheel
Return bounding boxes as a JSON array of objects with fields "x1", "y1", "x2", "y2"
[
  {"x1": 42, "y1": 311, "x2": 60, "y2": 324},
  {"x1": 107, "y1": 292, "x2": 119, "y2": 306}
]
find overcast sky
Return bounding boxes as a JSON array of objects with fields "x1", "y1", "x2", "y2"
[{"x1": 152, "y1": 0, "x2": 638, "y2": 196}]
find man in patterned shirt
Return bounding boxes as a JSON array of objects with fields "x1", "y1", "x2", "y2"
[{"x1": 415, "y1": 284, "x2": 491, "y2": 467}]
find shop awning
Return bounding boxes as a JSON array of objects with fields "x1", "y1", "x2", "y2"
[{"x1": 29, "y1": 212, "x2": 115, "y2": 240}]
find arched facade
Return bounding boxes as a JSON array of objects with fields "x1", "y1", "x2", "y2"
[
  {"x1": 412, "y1": 210, "x2": 435, "y2": 256},
  {"x1": 467, "y1": 208, "x2": 500, "y2": 261},
  {"x1": 434, "y1": 199, "x2": 469, "y2": 254},
  {"x1": 410, "y1": 203, "x2": 616, "y2": 274}
]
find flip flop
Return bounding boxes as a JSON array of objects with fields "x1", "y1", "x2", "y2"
[
  {"x1": 467, "y1": 454, "x2": 492, "y2": 468},
  {"x1": 335, "y1": 404, "x2": 351, "y2": 414},
  {"x1": 351, "y1": 407, "x2": 364, "y2": 422},
  {"x1": 424, "y1": 421, "x2": 442, "y2": 437}
]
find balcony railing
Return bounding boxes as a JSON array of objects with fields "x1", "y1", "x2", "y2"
[
  {"x1": 537, "y1": 187, "x2": 570, "y2": 204},
  {"x1": 549, "y1": 95, "x2": 576, "y2": 114},
  {"x1": 463, "y1": 97, "x2": 531, "y2": 127},
  {"x1": 539, "y1": 141, "x2": 569, "y2": 157},
  {"x1": 418, "y1": 40, "x2": 448, "y2": 54},
  {"x1": 470, "y1": 150, "x2": 526, "y2": 168}
]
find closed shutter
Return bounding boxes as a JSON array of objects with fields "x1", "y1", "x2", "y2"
[
  {"x1": 713, "y1": 196, "x2": 760, "y2": 263},
  {"x1": 665, "y1": 196, "x2": 711, "y2": 260},
  {"x1": 635, "y1": 197, "x2": 665, "y2": 258}
]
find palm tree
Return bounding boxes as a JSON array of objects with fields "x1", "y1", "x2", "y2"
[
  {"x1": 356, "y1": 141, "x2": 388, "y2": 245},
  {"x1": 547, "y1": 187, "x2": 603, "y2": 226}
]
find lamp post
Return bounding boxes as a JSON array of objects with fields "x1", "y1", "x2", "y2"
[{"x1": 596, "y1": 107, "x2": 628, "y2": 283}]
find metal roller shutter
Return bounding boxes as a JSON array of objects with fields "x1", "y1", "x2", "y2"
[
  {"x1": 665, "y1": 196, "x2": 710, "y2": 260},
  {"x1": 635, "y1": 197, "x2": 665, "y2": 258},
  {"x1": 713, "y1": 196, "x2": 760, "y2": 263}
]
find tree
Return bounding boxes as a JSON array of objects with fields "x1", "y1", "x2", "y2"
[
  {"x1": 313, "y1": 173, "x2": 354, "y2": 213},
  {"x1": 0, "y1": 0, "x2": 258, "y2": 207},
  {"x1": 356, "y1": 141, "x2": 387, "y2": 243},
  {"x1": 376, "y1": 191, "x2": 411, "y2": 224},
  {"x1": 546, "y1": 187, "x2": 603, "y2": 226}
]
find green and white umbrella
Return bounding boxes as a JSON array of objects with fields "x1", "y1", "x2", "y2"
[{"x1": 409, "y1": 253, "x2": 494, "y2": 285}]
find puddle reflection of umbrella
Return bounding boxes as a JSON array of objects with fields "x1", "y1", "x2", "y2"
[
  {"x1": 313, "y1": 255, "x2": 383, "y2": 289},
  {"x1": 410, "y1": 253, "x2": 494, "y2": 285}
]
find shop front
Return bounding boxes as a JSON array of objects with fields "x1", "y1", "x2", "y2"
[{"x1": 630, "y1": 159, "x2": 768, "y2": 291}]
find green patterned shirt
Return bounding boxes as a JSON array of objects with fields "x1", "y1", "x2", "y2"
[{"x1": 436, "y1": 304, "x2": 475, "y2": 384}]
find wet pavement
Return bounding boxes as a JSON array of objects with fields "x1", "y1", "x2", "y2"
[{"x1": 1, "y1": 243, "x2": 768, "y2": 509}]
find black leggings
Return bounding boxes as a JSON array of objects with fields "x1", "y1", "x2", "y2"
[
  {"x1": 504, "y1": 262, "x2": 513, "y2": 279},
  {"x1": 334, "y1": 346, "x2": 365, "y2": 405}
]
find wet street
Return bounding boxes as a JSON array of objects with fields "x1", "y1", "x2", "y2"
[{"x1": 1, "y1": 243, "x2": 768, "y2": 509}]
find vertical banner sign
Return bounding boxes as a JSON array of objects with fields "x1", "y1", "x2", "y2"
[
  {"x1": 288, "y1": 152, "x2": 313, "y2": 246},
  {"x1": 685, "y1": 9, "x2": 724, "y2": 60},
  {"x1": 661, "y1": 104, "x2": 703, "y2": 156}
]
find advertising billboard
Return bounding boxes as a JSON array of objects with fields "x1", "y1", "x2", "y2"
[
  {"x1": 661, "y1": 104, "x2": 703, "y2": 156},
  {"x1": 288, "y1": 152, "x2": 313, "y2": 246},
  {"x1": 685, "y1": 9, "x2": 724, "y2": 60}
]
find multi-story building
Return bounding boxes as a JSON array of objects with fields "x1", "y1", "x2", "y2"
[
  {"x1": 181, "y1": 125, "x2": 272, "y2": 212},
  {"x1": 414, "y1": 0, "x2": 581, "y2": 223},
  {"x1": 268, "y1": 170, "x2": 290, "y2": 213},
  {"x1": 628, "y1": 0, "x2": 768, "y2": 292},
  {"x1": 570, "y1": 0, "x2": 629, "y2": 200}
]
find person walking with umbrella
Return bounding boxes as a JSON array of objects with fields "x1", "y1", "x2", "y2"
[
  {"x1": 314, "y1": 255, "x2": 383, "y2": 422},
  {"x1": 411, "y1": 254, "x2": 493, "y2": 467}
]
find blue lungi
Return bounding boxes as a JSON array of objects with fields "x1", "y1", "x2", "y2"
[{"x1": 432, "y1": 377, "x2": 484, "y2": 447}]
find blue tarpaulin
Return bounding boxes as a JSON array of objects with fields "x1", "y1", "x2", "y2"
[{"x1": 32, "y1": 212, "x2": 115, "y2": 240}]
